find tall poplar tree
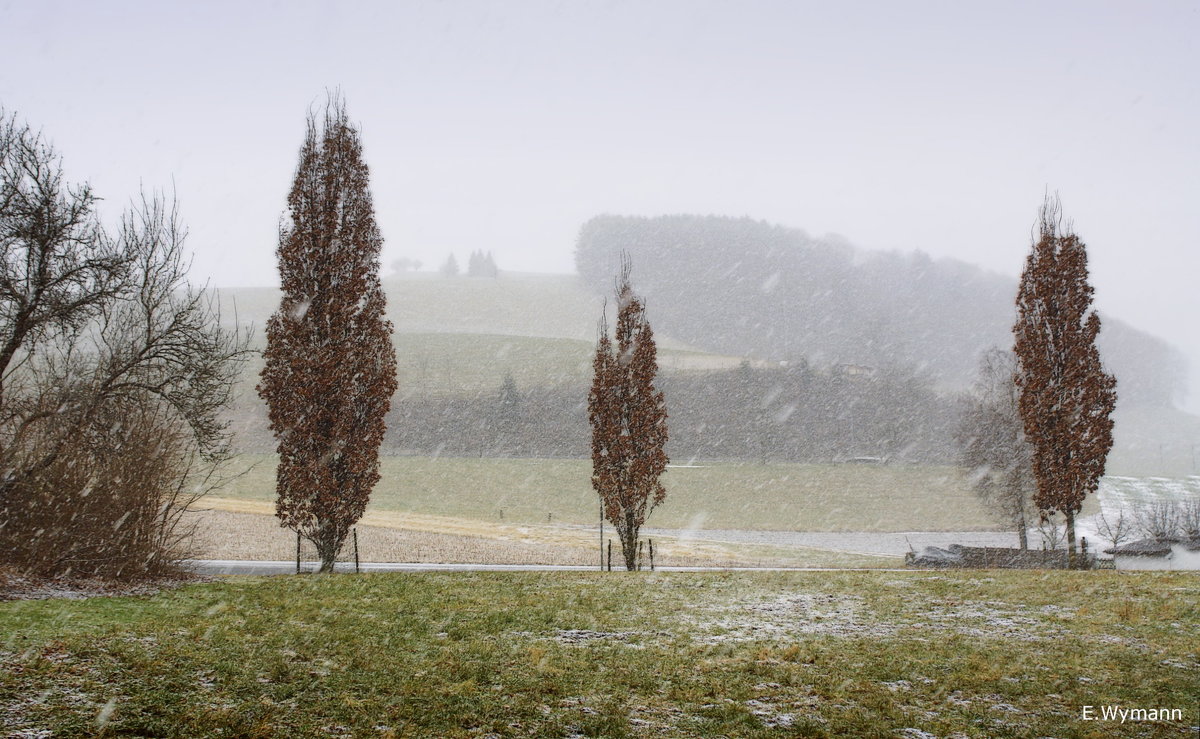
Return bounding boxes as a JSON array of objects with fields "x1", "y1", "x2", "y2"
[
  {"x1": 588, "y1": 255, "x2": 669, "y2": 571},
  {"x1": 258, "y1": 95, "x2": 397, "y2": 572},
  {"x1": 1013, "y1": 195, "x2": 1116, "y2": 565}
]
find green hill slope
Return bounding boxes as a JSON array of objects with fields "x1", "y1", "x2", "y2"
[
  {"x1": 216, "y1": 272, "x2": 703, "y2": 349},
  {"x1": 216, "y1": 272, "x2": 753, "y2": 451}
]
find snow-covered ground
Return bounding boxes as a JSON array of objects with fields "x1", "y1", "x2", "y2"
[
  {"x1": 1096, "y1": 475, "x2": 1200, "y2": 511},
  {"x1": 1077, "y1": 475, "x2": 1200, "y2": 547}
]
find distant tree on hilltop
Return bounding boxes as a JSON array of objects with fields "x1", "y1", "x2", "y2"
[
  {"x1": 467, "y1": 250, "x2": 498, "y2": 277},
  {"x1": 391, "y1": 257, "x2": 422, "y2": 274}
]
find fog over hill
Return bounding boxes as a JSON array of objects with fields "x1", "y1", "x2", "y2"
[
  {"x1": 214, "y1": 248, "x2": 1197, "y2": 475},
  {"x1": 575, "y1": 214, "x2": 1187, "y2": 409}
]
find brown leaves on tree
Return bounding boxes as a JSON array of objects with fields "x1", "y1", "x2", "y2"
[
  {"x1": 588, "y1": 255, "x2": 669, "y2": 570},
  {"x1": 1013, "y1": 195, "x2": 1116, "y2": 560},
  {"x1": 257, "y1": 95, "x2": 397, "y2": 572}
]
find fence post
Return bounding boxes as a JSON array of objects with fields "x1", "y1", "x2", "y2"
[
  {"x1": 607, "y1": 539, "x2": 612, "y2": 571},
  {"x1": 353, "y1": 528, "x2": 360, "y2": 574},
  {"x1": 296, "y1": 531, "x2": 301, "y2": 574},
  {"x1": 599, "y1": 500, "x2": 604, "y2": 571},
  {"x1": 650, "y1": 539, "x2": 655, "y2": 571}
]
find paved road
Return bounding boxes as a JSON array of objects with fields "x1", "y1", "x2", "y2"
[
  {"x1": 186, "y1": 560, "x2": 917, "y2": 576},
  {"x1": 639, "y1": 529, "x2": 1024, "y2": 557}
]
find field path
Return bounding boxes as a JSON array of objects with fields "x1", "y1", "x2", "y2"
[
  {"x1": 196, "y1": 496, "x2": 1021, "y2": 565},
  {"x1": 185, "y1": 560, "x2": 916, "y2": 575}
]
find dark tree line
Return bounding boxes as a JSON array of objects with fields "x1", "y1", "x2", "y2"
[{"x1": 331, "y1": 363, "x2": 960, "y2": 464}]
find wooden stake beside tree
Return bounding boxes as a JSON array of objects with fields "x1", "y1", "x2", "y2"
[
  {"x1": 258, "y1": 94, "x2": 397, "y2": 573},
  {"x1": 588, "y1": 255, "x2": 669, "y2": 571},
  {"x1": 1012, "y1": 195, "x2": 1117, "y2": 566}
]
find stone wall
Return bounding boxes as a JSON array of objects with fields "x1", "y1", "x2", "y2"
[{"x1": 906, "y1": 544, "x2": 1097, "y2": 570}]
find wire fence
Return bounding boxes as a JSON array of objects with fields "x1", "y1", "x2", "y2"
[
  {"x1": 295, "y1": 529, "x2": 360, "y2": 573},
  {"x1": 190, "y1": 508, "x2": 782, "y2": 569},
  {"x1": 192, "y1": 510, "x2": 1130, "y2": 571}
]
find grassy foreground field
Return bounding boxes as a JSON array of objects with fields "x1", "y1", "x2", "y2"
[
  {"x1": 216, "y1": 456, "x2": 999, "y2": 532},
  {"x1": 2, "y1": 571, "x2": 1197, "y2": 737}
]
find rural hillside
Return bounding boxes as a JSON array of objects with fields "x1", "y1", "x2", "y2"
[
  {"x1": 215, "y1": 267, "x2": 1198, "y2": 476},
  {"x1": 576, "y1": 215, "x2": 1187, "y2": 408}
]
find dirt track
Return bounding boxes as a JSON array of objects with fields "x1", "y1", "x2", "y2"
[{"x1": 189, "y1": 509, "x2": 806, "y2": 568}]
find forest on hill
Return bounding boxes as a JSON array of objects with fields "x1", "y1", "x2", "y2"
[{"x1": 575, "y1": 215, "x2": 1186, "y2": 408}]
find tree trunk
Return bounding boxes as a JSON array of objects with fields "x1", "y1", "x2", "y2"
[
  {"x1": 620, "y1": 512, "x2": 638, "y2": 571},
  {"x1": 621, "y1": 534, "x2": 637, "y2": 571},
  {"x1": 1017, "y1": 508, "x2": 1028, "y2": 550},
  {"x1": 314, "y1": 534, "x2": 340, "y2": 573},
  {"x1": 1065, "y1": 510, "x2": 1077, "y2": 569}
]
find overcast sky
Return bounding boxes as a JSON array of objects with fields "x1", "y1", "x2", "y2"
[{"x1": 3, "y1": 0, "x2": 1198, "y2": 406}]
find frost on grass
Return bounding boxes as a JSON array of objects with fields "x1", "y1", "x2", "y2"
[
  {"x1": 919, "y1": 600, "x2": 1070, "y2": 642},
  {"x1": 1, "y1": 679, "x2": 96, "y2": 737},
  {"x1": 506, "y1": 628, "x2": 659, "y2": 648},
  {"x1": 1159, "y1": 657, "x2": 1200, "y2": 670},
  {"x1": 554, "y1": 629, "x2": 639, "y2": 644},
  {"x1": 0, "y1": 571, "x2": 199, "y2": 601},
  {"x1": 554, "y1": 696, "x2": 686, "y2": 734},
  {"x1": 744, "y1": 698, "x2": 796, "y2": 728},
  {"x1": 671, "y1": 579, "x2": 1164, "y2": 708},
  {"x1": 685, "y1": 591, "x2": 896, "y2": 643}
]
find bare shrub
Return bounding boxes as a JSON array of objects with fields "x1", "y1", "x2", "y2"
[
  {"x1": 1094, "y1": 508, "x2": 1135, "y2": 549},
  {"x1": 958, "y1": 349, "x2": 1036, "y2": 549},
  {"x1": 0, "y1": 110, "x2": 248, "y2": 580},
  {"x1": 1178, "y1": 499, "x2": 1200, "y2": 539},
  {"x1": 1037, "y1": 511, "x2": 1066, "y2": 550},
  {"x1": 1134, "y1": 501, "x2": 1180, "y2": 541},
  {"x1": 4, "y1": 404, "x2": 201, "y2": 577}
]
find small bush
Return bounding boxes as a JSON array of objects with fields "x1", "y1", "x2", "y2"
[{"x1": 0, "y1": 402, "x2": 212, "y2": 580}]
